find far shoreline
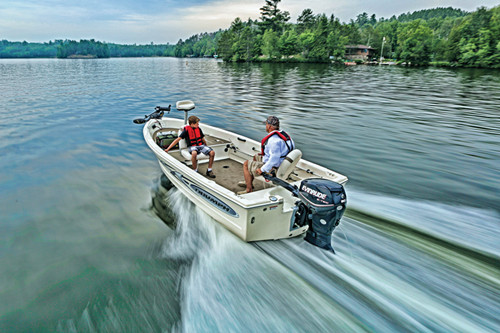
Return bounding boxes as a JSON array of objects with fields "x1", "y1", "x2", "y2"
[{"x1": 2, "y1": 56, "x2": 498, "y2": 70}]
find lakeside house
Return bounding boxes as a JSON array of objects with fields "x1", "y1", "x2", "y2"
[{"x1": 345, "y1": 45, "x2": 375, "y2": 61}]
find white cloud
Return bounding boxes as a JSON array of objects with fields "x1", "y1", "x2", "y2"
[
  {"x1": 96, "y1": 0, "x2": 263, "y2": 43},
  {"x1": 165, "y1": 0, "x2": 261, "y2": 34}
]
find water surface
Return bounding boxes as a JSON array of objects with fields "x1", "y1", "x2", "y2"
[{"x1": 0, "y1": 58, "x2": 499, "y2": 332}]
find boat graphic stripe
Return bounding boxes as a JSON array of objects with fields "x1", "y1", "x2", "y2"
[
  {"x1": 160, "y1": 161, "x2": 239, "y2": 218},
  {"x1": 189, "y1": 184, "x2": 239, "y2": 217}
]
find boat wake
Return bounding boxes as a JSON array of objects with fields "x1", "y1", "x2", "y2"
[
  {"x1": 347, "y1": 187, "x2": 500, "y2": 258},
  {"x1": 152, "y1": 177, "x2": 500, "y2": 332},
  {"x1": 157, "y1": 187, "x2": 361, "y2": 332}
]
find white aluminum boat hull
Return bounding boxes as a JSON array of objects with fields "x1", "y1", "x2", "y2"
[{"x1": 143, "y1": 117, "x2": 348, "y2": 243}]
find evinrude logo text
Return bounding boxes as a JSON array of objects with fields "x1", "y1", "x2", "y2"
[{"x1": 301, "y1": 185, "x2": 327, "y2": 200}]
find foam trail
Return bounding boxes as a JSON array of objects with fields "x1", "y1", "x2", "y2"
[
  {"x1": 157, "y1": 187, "x2": 499, "y2": 332},
  {"x1": 347, "y1": 187, "x2": 500, "y2": 257},
  {"x1": 255, "y1": 185, "x2": 500, "y2": 332},
  {"x1": 160, "y1": 189, "x2": 366, "y2": 332},
  {"x1": 257, "y1": 216, "x2": 499, "y2": 333}
]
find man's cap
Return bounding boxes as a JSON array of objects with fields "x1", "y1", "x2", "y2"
[{"x1": 265, "y1": 116, "x2": 280, "y2": 127}]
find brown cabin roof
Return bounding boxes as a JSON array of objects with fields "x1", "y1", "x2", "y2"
[{"x1": 345, "y1": 45, "x2": 375, "y2": 50}]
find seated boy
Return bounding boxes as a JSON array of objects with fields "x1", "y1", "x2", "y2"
[{"x1": 164, "y1": 115, "x2": 216, "y2": 178}]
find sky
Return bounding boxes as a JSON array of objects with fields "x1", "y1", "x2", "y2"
[{"x1": 1, "y1": 0, "x2": 498, "y2": 44}]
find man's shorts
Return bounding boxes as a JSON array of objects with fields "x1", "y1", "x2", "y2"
[
  {"x1": 248, "y1": 154, "x2": 264, "y2": 177},
  {"x1": 188, "y1": 145, "x2": 213, "y2": 156}
]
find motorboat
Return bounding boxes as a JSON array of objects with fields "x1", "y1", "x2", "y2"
[{"x1": 134, "y1": 101, "x2": 348, "y2": 251}]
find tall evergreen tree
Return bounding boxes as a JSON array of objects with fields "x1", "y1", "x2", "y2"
[
  {"x1": 259, "y1": 0, "x2": 290, "y2": 32},
  {"x1": 297, "y1": 9, "x2": 316, "y2": 33},
  {"x1": 309, "y1": 15, "x2": 330, "y2": 61},
  {"x1": 355, "y1": 12, "x2": 369, "y2": 26}
]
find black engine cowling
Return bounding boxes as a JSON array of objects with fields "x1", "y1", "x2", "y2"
[{"x1": 293, "y1": 178, "x2": 346, "y2": 251}]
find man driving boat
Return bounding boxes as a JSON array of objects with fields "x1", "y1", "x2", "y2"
[
  {"x1": 241, "y1": 116, "x2": 294, "y2": 194},
  {"x1": 164, "y1": 115, "x2": 216, "y2": 178}
]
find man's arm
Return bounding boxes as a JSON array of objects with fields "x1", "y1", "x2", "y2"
[{"x1": 260, "y1": 140, "x2": 282, "y2": 173}]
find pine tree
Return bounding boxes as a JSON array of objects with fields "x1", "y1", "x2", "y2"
[{"x1": 259, "y1": 0, "x2": 290, "y2": 33}]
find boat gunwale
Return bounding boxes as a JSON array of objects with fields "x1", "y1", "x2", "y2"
[
  {"x1": 143, "y1": 119, "x2": 287, "y2": 209},
  {"x1": 143, "y1": 117, "x2": 348, "y2": 209}
]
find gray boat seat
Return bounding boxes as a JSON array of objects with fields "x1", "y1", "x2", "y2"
[
  {"x1": 178, "y1": 129, "x2": 210, "y2": 161},
  {"x1": 176, "y1": 100, "x2": 195, "y2": 111},
  {"x1": 275, "y1": 149, "x2": 302, "y2": 179},
  {"x1": 254, "y1": 149, "x2": 302, "y2": 188}
]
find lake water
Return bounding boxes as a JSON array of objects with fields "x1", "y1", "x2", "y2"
[{"x1": 0, "y1": 58, "x2": 499, "y2": 332}]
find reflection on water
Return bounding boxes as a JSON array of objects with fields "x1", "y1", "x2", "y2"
[{"x1": 0, "y1": 58, "x2": 499, "y2": 331}]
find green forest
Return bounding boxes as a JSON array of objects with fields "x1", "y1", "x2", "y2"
[
  {"x1": 0, "y1": 39, "x2": 175, "y2": 59},
  {"x1": 57, "y1": 40, "x2": 110, "y2": 58},
  {"x1": 1, "y1": 1, "x2": 499, "y2": 68},
  {"x1": 175, "y1": 1, "x2": 499, "y2": 68},
  {"x1": 191, "y1": 1, "x2": 499, "y2": 67},
  {"x1": 0, "y1": 40, "x2": 59, "y2": 58}
]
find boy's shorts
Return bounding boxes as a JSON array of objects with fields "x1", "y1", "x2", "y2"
[{"x1": 188, "y1": 145, "x2": 213, "y2": 155}]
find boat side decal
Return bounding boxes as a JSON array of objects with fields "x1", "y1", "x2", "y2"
[
  {"x1": 189, "y1": 184, "x2": 239, "y2": 217},
  {"x1": 160, "y1": 161, "x2": 239, "y2": 218}
]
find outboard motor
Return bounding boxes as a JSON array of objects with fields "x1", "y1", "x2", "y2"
[{"x1": 293, "y1": 178, "x2": 346, "y2": 252}]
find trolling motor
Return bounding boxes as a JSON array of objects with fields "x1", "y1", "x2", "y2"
[
  {"x1": 133, "y1": 100, "x2": 196, "y2": 125},
  {"x1": 263, "y1": 173, "x2": 346, "y2": 252},
  {"x1": 133, "y1": 105, "x2": 171, "y2": 124}
]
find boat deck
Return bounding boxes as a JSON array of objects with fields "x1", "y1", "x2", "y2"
[
  {"x1": 149, "y1": 122, "x2": 348, "y2": 198},
  {"x1": 198, "y1": 158, "x2": 276, "y2": 193},
  {"x1": 155, "y1": 128, "x2": 270, "y2": 193}
]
